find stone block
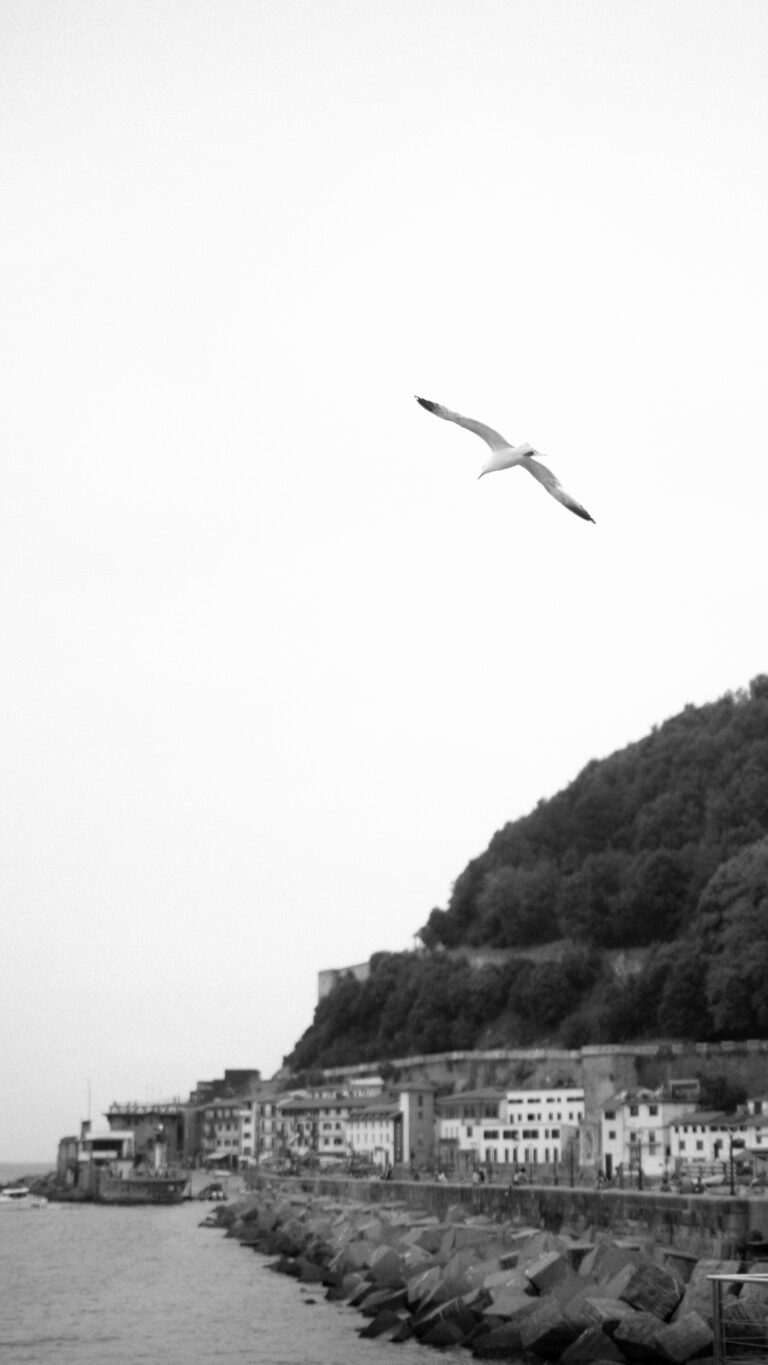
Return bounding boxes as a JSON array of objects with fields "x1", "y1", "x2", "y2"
[
  {"x1": 740, "y1": 1262, "x2": 768, "y2": 1302},
  {"x1": 421, "y1": 1318, "x2": 469, "y2": 1347},
  {"x1": 565, "y1": 1242, "x2": 598, "y2": 1271},
  {"x1": 359, "y1": 1286, "x2": 407, "y2": 1316},
  {"x1": 482, "y1": 1267, "x2": 533, "y2": 1296},
  {"x1": 519, "y1": 1297, "x2": 582, "y2": 1360},
  {"x1": 559, "y1": 1325, "x2": 625, "y2": 1363},
  {"x1": 358, "y1": 1309, "x2": 406, "y2": 1339},
  {"x1": 526, "y1": 1249, "x2": 574, "y2": 1294},
  {"x1": 602, "y1": 1263, "x2": 640, "y2": 1302},
  {"x1": 586, "y1": 1242, "x2": 644, "y2": 1285},
  {"x1": 655, "y1": 1310, "x2": 713, "y2": 1363},
  {"x1": 675, "y1": 1260, "x2": 741, "y2": 1323},
  {"x1": 486, "y1": 1289, "x2": 538, "y2": 1320},
  {"x1": 405, "y1": 1264, "x2": 443, "y2": 1308},
  {"x1": 581, "y1": 1296, "x2": 636, "y2": 1332},
  {"x1": 723, "y1": 1295, "x2": 768, "y2": 1350},
  {"x1": 368, "y1": 1244, "x2": 406, "y2": 1286},
  {"x1": 620, "y1": 1262, "x2": 681, "y2": 1320},
  {"x1": 411, "y1": 1294, "x2": 468, "y2": 1338},
  {"x1": 471, "y1": 1320, "x2": 528, "y2": 1357},
  {"x1": 414, "y1": 1223, "x2": 451, "y2": 1255},
  {"x1": 613, "y1": 1310, "x2": 664, "y2": 1361},
  {"x1": 662, "y1": 1250, "x2": 698, "y2": 1286}
]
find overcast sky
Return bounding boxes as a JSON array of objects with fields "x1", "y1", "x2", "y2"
[{"x1": 2, "y1": 0, "x2": 767, "y2": 1162}]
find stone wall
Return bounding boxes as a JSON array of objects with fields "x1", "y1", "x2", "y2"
[
  {"x1": 298, "y1": 1175, "x2": 768, "y2": 1259},
  {"x1": 318, "y1": 1039, "x2": 768, "y2": 1123}
]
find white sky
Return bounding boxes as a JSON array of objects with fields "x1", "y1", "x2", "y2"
[{"x1": 2, "y1": 0, "x2": 767, "y2": 1162}]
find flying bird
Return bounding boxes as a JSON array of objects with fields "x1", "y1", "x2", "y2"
[{"x1": 415, "y1": 396, "x2": 595, "y2": 523}]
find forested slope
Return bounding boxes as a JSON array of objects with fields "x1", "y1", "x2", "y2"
[{"x1": 287, "y1": 678, "x2": 768, "y2": 1071}]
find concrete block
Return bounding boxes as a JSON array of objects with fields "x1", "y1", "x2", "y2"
[
  {"x1": 740, "y1": 1261, "x2": 768, "y2": 1301},
  {"x1": 519, "y1": 1296, "x2": 582, "y2": 1360},
  {"x1": 602, "y1": 1262, "x2": 641, "y2": 1301},
  {"x1": 674, "y1": 1259, "x2": 741, "y2": 1323},
  {"x1": 405, "y1": 1263, "x2": 443, "y2": 1308},
  {"x1": 620, "y1": 1262, "x2": 682, "y2": 1320},
  {"x1": 559, "y1": 1325, "x2": 625, "y2": 1362},
  {"x1": 612, "y1": 1310, "x2": 664, "y2": 1361},
  {"x1": 368, "y1": 1244, "x2": 406, "y2": 1286},
  {"x1": 655, "y1": 1310, "x2": 713, "y2": 1363},
  {"x1": 581, "y1": 1296, "x2": 636, "y2": 1332},
  {"x1": 421, "y1": 1318, "x2": 469, "y2": 1347},
  {"x1": 471, "y1": 1320, "x2": 528, "y2": 1357},
  {"x1": 486, "y1": 1289, "x2": 538, "y2": 1319},
  {"x1": 525, "y1": 1249, "x2": 574, "y2": 1294},
  {"x1": 358, "y1": 1309, "x2": 406, "y2": 1339}
]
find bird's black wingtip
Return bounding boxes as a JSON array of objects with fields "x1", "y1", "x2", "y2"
[{"x1": 415, "y1": 396, "x2": 438, "y2": 413}]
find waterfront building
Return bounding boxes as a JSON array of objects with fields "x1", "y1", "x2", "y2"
[
  {"x1": 504, "y1": 1086, "x2": 585, "y2": 1170},
  {"x1": 435, "y1": 1088, "x2": 504, "y2": 1173},
  {"x1": 105, "y1": 1102, "x2": 186, "y2": 1164},
  {"x1": 276, "y1": 1092, "x2": 369, "y2": 1165},
  {"x1": 201, "y1": 1096, "x2": 244, "y2": 1167},
  {"x1": 666, "y1": 1107, "x2": 768, "y2": 1180},
  {"x1": 346, "y1": 1099, "x2": 402, "y2": 1170},
  {"x1": 601, "y1": 1087, "x2": 695, "y2": 1182}
]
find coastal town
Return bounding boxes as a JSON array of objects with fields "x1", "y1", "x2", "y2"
[{"x1": 54, "y1": 1042, "x2": 768, "y2": 1199}]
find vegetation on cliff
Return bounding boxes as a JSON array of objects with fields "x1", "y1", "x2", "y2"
[{"x1": 287, "y1": 678, "x2": 768, "y2": 1070}]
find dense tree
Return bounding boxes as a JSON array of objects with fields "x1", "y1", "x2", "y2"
[{"x1": 288, "y1": 680, "x2": 768, "y2": 1069}]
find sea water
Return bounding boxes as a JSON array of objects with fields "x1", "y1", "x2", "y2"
[{"x1": 0, "y1": 1193, "x2": 431, "y2": 1364}]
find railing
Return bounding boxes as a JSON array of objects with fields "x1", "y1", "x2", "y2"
[{"x1": 710, "y1": 1274, "x2": 768, "y2": 1363}]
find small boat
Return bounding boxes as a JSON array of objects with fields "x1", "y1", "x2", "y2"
[{"x1": 0, "y1": 1186, "x2": 48, "y2": 1208}]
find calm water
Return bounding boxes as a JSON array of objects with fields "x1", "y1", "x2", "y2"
[{"x1": 0, "y1": 1197, "x2": 430, "y2": 1364}]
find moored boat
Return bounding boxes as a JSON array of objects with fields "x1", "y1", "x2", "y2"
[{"x1": 0, "y1": 1185, "x2": 48, "y2": 1208}]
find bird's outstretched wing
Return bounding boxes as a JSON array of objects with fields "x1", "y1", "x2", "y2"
[
  {"x1": 523, "y1": 456, "x2": 595, "y2": 523},
  {"x1": 415, "y1": 396, "x2": 510, "y2": 452}
]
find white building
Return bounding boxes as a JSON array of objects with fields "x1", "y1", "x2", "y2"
[
  {"x1": 504, "y1": 1087, "x2": 585, "y2": 1170},
  {"x1": 435, "y1": 1089, "x2": 504, "y2": 1173},
  {"x1": 347, "y1": 1100, "x2": 402, "y2": 1170},
  {"x1": 601, "y1": 1088, "x2": 695, "y2": 1182}
]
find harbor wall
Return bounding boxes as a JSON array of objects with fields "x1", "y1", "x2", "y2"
[{"x1": 293, "y1": 1175, "x2": 768, "y2": 1259}]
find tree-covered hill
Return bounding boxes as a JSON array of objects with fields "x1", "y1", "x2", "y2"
[{"x1": 287, "y1": 678, "x2": 768, "y2": 1071}]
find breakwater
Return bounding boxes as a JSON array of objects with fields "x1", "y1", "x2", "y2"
[{"x1": 211, "y1": 1178, "x2": 768, "y2": 1362}]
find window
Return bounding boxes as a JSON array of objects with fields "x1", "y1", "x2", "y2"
[
  {"x1": 608, "y1": 1130, "x2": 616, "y2": 1141},
  {"x1": 649, "y1": 1105, "x2": 658, "y2": 1116},
  {"x1": 605, "y1": 1110, "x2": 615, "y2": 1120},
  {"x1": 629, "y1": 1106, "x2": 639, "y2": 1117},
  {"x1": 483, "y1": 1129, "x2": 499, "y2": 1140}
]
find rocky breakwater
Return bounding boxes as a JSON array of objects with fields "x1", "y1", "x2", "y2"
[{"x1": 206, "y1": 1184, "x2": 768, "y2": 1362}]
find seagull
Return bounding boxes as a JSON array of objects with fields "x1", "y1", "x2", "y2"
[{"x1": 415, "y1": 396, "x2": 595, "y2": 523}]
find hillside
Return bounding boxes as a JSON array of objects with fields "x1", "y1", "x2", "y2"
[{"x1": 287, "y1": 677, "x2": 768, "y2": 1071}]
